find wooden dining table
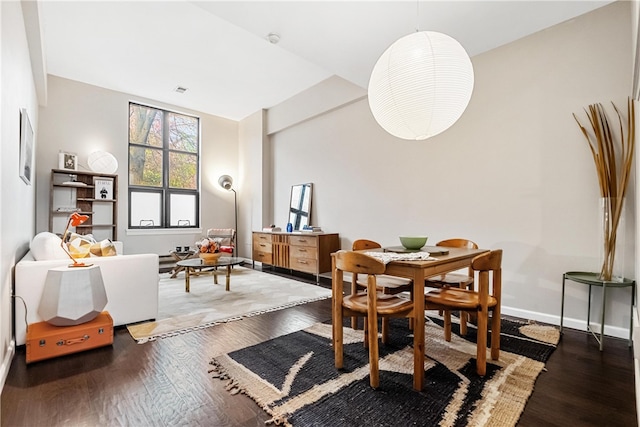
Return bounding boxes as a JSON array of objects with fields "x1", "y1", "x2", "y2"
[{"x1": 368, "y1": 246, "x2": 489, "y2": 390}]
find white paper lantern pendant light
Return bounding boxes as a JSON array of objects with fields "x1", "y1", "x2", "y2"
[
  {"x1": 368, "y1": 30, "x2": 474, "y2": 140},
  {"x1": 88, "y1": 150, "x2": 118, "y2": 174}
]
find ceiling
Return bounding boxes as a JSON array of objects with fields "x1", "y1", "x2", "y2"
[{"x1": 38, "y1": 1, "x2": 613, "y2": 121}]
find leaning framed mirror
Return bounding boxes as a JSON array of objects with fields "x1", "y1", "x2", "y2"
[{"x1": 288, "y1": 183, "x2": 312, "y2": 231}]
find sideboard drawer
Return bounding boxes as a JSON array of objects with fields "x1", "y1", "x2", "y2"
[
  {"x1": 253, "y1": 250, "x2": 272, "y2": 264},
  {"x1": 253, "y1": 241, "x2": 272, "y2": 254},
  {"x1": 253, "y1": 233, "x2": 272, "y2": 245},
  {"x1": 289, "y1": 235, "x2": 315, "y2": 247},
  {"x1": 252, "y1": 233, "x2": 273, "y2": 265},
  {"x1": 290, "y1": 257, "x2": 317, "y2": 274},
  {"x1": 290, "y1": 245, "x2": 317, "y2": 260}
]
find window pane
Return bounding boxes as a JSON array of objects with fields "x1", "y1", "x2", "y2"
[
  {"x1": 131, "y1": 191, "x2": 161, "y2": 227},
  {"x1": 168, "y1": 112, "x2": 198, "y2": 153},
  {"x1": 128, "y1": 102, "x2": 200, "y2": 229},
  {"x1": 129, "y1": 146, "x2": 163, "y2": 187},
  {"x1": 129, "y1": 104, "x2": 163, "y2": 147},
  {"x1": 170, "y1": 193, "x2": 196, "y2": 226},
  {"x1": 169, "y1": 152, "x2": 197, "y2": 189}
]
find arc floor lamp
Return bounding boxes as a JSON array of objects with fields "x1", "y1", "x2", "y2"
[{"x1": 218, "y1": 175, "x2": 237, "y2": 257}]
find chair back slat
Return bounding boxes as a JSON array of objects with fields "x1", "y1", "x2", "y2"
[
  {"x1": 206, "y1": 228, "x2": 236, "y2": 246},
  {"x1": 471, "y1": 249, "x2": 502, "y2": 272},
  {"x1": 436, "y1": 238, "x2": 479, "y2": 250},
  {"x1": 334, "y1": 250, "x2": 386, "y2": 275},
  {"x1": 352, "y1": 239, "x2": 382, "y2": 251}
]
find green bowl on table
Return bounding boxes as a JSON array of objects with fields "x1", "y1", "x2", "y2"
[{"x1": 399, "y1": 236, "x2": 428, "y2": 250}]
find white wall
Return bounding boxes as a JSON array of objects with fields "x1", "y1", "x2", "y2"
[
  {"x1": 0, "y1": 1, "x2": 40, "y2": 390},
  {"x1": 267, "y1": 1, "x2": 635, "y2": 335},
  {"x1": 36, "y1": 76, "x2": 239, "y2": 255},
  {"x1": 239, "y1": 109, "x2": 267, "y2": 258}
]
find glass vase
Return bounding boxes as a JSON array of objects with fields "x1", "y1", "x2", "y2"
[{"x1": 598, "y1": 197, "x2": 625, "y2": 282}]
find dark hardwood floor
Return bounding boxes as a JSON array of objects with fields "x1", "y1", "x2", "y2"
[{"x1": 1, "y1": 269, "x2": 636, "y2": 426}]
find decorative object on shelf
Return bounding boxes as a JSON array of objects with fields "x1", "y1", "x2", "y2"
[
  {"x1": 368, "y1": 30, "x2": 474, "y2": 140},
  {"x1": 38, "y1": 265, "x2": 108, "y2": 326},
  {"x1": 218, "y1": 175, "x2": 238, "y2": 256},
  {"x1": 87, "y1": 150, "x2": 118, "y2": 174},
  {"x1": 60, "y1": 181, "x2": 87, "y2": 187},
  {"x1": 93, "y1": 177, "x2": 114, "y2": 199},
  {"x1": 58, "y1": 151, "x2": 78, "y2": 171},
  {"x1": 19, "y1": 108, "x2": 34, "y2": 185},
  {"x1": 573, "y1": 98, "x2": 635, "y2": 281},
  {"x1": 286, "y1": 223, "x2": 293, "y2": 233},
  {"x1": 60, "y1": 212, "x2": 92, "y2": 267},
  {"x1": 301, "y1": 225, "x2": 322, "y2": 233}
]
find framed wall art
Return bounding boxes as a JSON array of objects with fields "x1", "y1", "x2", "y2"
[
  {"x1": 19, "y1": 108, "x2": 34, "y2": 185},
  {"x1": 94, "y1": 177, "x2": 114, "y2": 200},
  {"x1": 58, "y1": 151, "x2": 78, "y2": 171}
]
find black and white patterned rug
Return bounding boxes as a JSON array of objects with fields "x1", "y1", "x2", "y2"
[{"x1": 210, "y1": 316, "x2": 559, "y2": 427}]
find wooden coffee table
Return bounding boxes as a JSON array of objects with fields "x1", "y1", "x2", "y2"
[
  {"x1": 176, "y1": 257, "x2": 244, "y2": 292},
  {"x1": 169, "y1": 250, "x2": 197, "y2": 278}
]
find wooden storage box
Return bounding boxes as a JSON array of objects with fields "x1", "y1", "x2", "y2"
[{"x1": 26, "y1": 311, "x2": 114, "y2": 364}]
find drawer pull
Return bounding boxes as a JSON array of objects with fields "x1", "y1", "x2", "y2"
[
  {"x1": 299, "y1": 239, "x2": 308, "y2": 243},
  {"x1": 299, "y1": 249, "x2": 307, "y2": 252},
  {"x1": 260, "y1": 244, "x2": 266, "y2": 247},
  {"x1": 299, "y1": 260, "x2": 308, "y2": 264}
]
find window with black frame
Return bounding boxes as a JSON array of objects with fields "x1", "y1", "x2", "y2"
[{"x1": 128, "y1": 102, "x2": 200, "y2": 229}]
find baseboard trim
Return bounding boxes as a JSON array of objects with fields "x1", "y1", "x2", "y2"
[
  {"x1": 0, "y1": 339, "x2": 16, "y2": 394},
  {"x1": 633, "y1": 309, "x2": 639, "y2": 427},
  {"x1": 502, "y1": 305, "x2": 631, "y2": 340}
]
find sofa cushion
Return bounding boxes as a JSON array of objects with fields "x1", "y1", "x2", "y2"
[
  {"x1": 90, "y1": 239, "x2": 118, "y2": 257},
  {"x1": 30, "y1": 232, "x2": 69, "y2": 261},
  {"x1": 67, "y1": 233, "x2": 94, "y2": 258}
]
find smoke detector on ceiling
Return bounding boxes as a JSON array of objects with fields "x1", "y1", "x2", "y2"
[
  {"x1": 174, "y1": 86, "x2": 188, "y2": 94},
  {"x1": 267, "y1": 32, "x2": 280, "y2": 44}
]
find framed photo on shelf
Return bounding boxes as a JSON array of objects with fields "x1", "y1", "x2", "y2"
[
  {"x1": 58, "y1": 151, "x2": 78, "y2": 171},
  {"x1": 19, "y1": 108, "x2": 34, "y2": 185},
  {"x1": 94, "y1": 177, "x2": 114, "y2": 200}
]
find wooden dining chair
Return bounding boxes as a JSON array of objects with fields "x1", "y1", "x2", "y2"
[
  {"x1": 332, "y1": 250, "x2": 414, "y2": 388},
  {"x1": 424, "y1": 249, "x2": 502, "y2": 376},
  {"x1": 351, "y1": 239, "x2": 413, "y2": 337},
  {"x1": 425, "y1": 238, "x2": 479, "y2": 334}
]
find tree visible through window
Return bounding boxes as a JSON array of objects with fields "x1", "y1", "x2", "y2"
[{"x1": 128, "y1": 102, "x2": 200, "y2": 229}]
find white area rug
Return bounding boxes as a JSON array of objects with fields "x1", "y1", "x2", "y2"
[{"x1": 127, "y1": 265, "x2": 331, "y2": 343}]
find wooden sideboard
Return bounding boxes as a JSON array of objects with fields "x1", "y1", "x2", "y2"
[{"x1": 252, "y1": 231, "x2": 340, "y2": 282}]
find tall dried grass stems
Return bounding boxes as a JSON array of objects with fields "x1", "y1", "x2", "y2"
[{"x1": 573, "y1": 98, "x2": 635, "y2": 280}]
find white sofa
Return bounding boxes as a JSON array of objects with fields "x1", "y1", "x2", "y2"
[{"x1": 14, "y1": 247, "x2": 159, "y2": 346}]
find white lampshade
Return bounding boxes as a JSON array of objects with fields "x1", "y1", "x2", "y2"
[{"x1": 368, "y1": 31, "x2": 474, "y2": 140}]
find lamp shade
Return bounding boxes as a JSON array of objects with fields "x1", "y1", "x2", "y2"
[
  {"x1": 218, "y1": 175, "x2": 233, "y2": 190},
  {"x1": 368, "y1": 31, "x2": 474, "y2": 140}
]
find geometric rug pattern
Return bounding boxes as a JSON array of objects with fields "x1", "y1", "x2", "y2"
[{"x1": 210, "y1": 315, "x2": 559, "y2": 426}]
